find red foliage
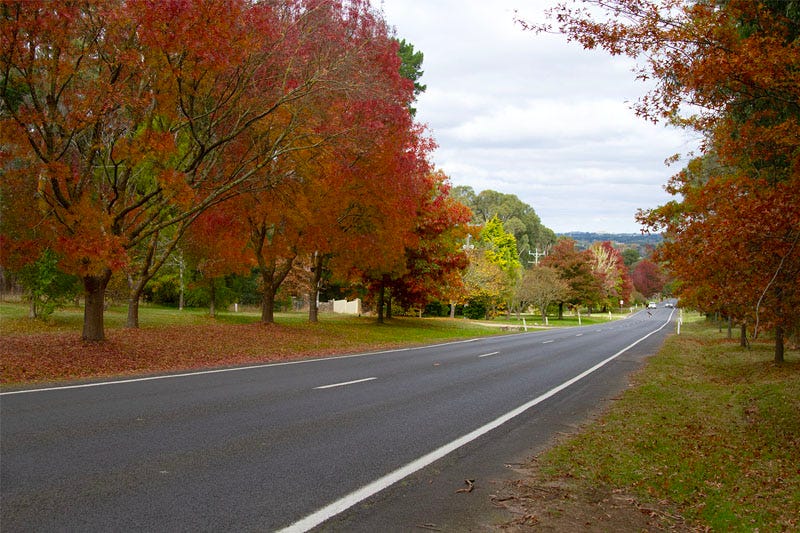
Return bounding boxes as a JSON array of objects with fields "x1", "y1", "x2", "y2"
[
  {"x1": 542, "y1": 238, "x2": 602, "y2": 308},
  {"x1": 631, "y1": 259, "x2": 667, "y2": 299},
  {"x1": 0, "y1": 323, "x2": 401, "y2": 385}
]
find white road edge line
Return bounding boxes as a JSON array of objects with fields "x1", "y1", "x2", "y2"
[
  {"x1": 477, "y1": 351, "x2": 500, "y2": 358},
  {"x1": 314, "y1": 377, "x2": 377, "y2": 390},
  {"x1": 542, "y1": 340, "x2": 555, "y2": 344},
  {"x1": 0, "y1": 338, "x2": 482, "y2": 396},
  {"x1": 277, "y1": 311, "x2": 675, "y2": 533}
]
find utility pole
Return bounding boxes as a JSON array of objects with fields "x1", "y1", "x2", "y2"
[{"x1": 528, "y1": 246, "x2": 546, "y2": 266}]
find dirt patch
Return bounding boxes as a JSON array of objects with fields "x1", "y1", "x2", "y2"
[{"x1": 489, "y1": 463, "x2": 696, "y2": 532}]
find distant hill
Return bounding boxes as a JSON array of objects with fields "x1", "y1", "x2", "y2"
[{"x1": 559, "y1": 232, "x2": 662, "y2": 250}]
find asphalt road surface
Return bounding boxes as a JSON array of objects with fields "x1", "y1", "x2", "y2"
[{"x1": 1, "y1": 306, "x2": 676, "y2": 531}]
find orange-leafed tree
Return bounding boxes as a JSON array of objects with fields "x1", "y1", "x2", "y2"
[
  {"x1": 1, "y1": 0, "x2": 403, "y2": 340},
  {"x1": 527, "y1": 0, "x2": 800, "y2": 360},
  {"x1": 640, "y1": 155, "x2": 800, "y2": 358},
  {"x1": 336, "y1": 119, "x2": 436, "y2": 323},
  {"x1": 1, "y1": 1, "x2": 269, "y2": 339},
  {"x1": 234, "y1": 1, "x2": 426, "y2": 324}
]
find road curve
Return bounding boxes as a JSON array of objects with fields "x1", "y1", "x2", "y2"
[{"x1": 1, "y1": 307, "x2": 676, "y2": 531}]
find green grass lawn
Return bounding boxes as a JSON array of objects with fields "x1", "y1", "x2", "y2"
[
  {"x1": 1, "y1": 300, "x2": 515, "y2": 385},
  {"x1": 533, "y1": 315, "x2": 800, "y2": 531},
  {"x1": 0, "y1": 300, "x2": 629, "y2": 336},
  {"x1": 0, "y1": 300, "x2": 518, "y2": 338}
]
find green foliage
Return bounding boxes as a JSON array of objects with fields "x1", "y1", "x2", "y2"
[
  {"x1": 396, "y1": 38, "x2": 426, "y2": 116},
  {"x1": 423, "y1": 300, "x2": 450, "y2": 317},
  {"x1": 455, "y1": 186, "x2": 556, "y2": 261},
  {"x1": 143, "y1": 273, "x2": 181, "y2": 306},
  {"x1": 463, "y1": 298, "x2": 488, "y2": 319},
  {"x1": 226, "y1": 271, "x2": 262, "y2": 305},
  {"x1": 621, "y1": 248, "x2": 640, "y2": 268},
  {"x1": 481, "y1": 216, "x2": 521, "y2": 274},
  {"x1": 17, "y1": 249, "x2": 80, "y2": 318}
]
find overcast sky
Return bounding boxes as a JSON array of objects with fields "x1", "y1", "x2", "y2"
[{"x1": 380, "y1": 0, "x2": 699, "y2": 235}]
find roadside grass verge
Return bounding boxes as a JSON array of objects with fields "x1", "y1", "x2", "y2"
[
  {"x1": 492, "y1": 313, "x2": 626, "y2": 328},
  {"x1": 529, "y1": 316, "x2": 799, "y2": 531},
  {"x1": 0, "y1": 302, "x2": 505, "y2": 386}
]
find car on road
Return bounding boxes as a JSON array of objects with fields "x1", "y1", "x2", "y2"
[{"x1": 648, "y1": 302, "x2": 657, "y2": 309}]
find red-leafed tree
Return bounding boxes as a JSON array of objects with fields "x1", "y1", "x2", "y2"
[
  {"x1": 631, "y1": 259, "x2": 666, "y2": 299},
  {"x1": 337, "y1": 119, "x2": 437, "y2": 323},
  {"x1": 541, "y1": 238, "x2": 602, "y2": 318},
  {"x1": 232, "y1": 3, "x2": 428, "y2": 324},
  {"x1": 527, "y1": 0, "x2": 800, "y2": 361},
  {"x1": 1, "y1": 1, "x2": 273, "y2": 339},
  {"x1": 385, "y1": 171, "x2": 472, "y2": 314}
]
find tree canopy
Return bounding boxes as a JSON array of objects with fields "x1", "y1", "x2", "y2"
[
  {"x1": 526, "y1": 0, "x2": 800, "y2": 361},
  {"x1": 0, "y1": 0, "x2": 466, "y2": 339},
  {"x1": 453, "y1": 186, "x2": 556, "y2": 264}
]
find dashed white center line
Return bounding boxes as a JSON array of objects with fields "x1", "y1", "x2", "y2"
[
  {"x1": 542, "y1": 340, "x2": 554, "y2": 344},
  {"x1": 314, "y1": 377, "x2": 377, "y2": 390},
  {"x1": 575, "y1": 333, "x2": 583, "y2": 337},
  {"x1": 477, "y1": 351, "x2": 500, "y2": 358}
]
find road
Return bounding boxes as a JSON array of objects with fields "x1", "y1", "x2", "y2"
[{"x1": 1, "y1": 307, "x2": 675, "y2": 531}]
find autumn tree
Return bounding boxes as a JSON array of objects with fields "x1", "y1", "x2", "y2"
[
  {"x1": 384, "y1": 171, "x2": 472, "y2": 314},
  {"x1": 228, "y1": 19, "x2": 432, "y2": 325},
  {"x1": 470, "y1": 216, "x2": 521, "y2": 317},
  {"x1": 589, "y1": 241, "x2": 633, "y2": 311},
  {"x1": 1, "y1": 1, "x2": 268, "y2": 338},
  {"x1": 462, "y1": 249, "x2": 507, "y2": 320},
  {"x1": 1, "y1": 0, "x2": 416, "y2": 340},
  {"x1": 631, "y1": 259, "x2": 666, "y2": 299},
  {"x1": 514, "y1": 266, "x2": 569, "y2": 322},
  {"x1": 528, "y1": 0, "x2": 800, "y2": 361},
  {"x1": 541, "y1": 237, "x2": 602, "y2": 318}
]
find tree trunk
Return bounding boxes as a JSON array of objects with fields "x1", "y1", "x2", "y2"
[
  {"x1": 774, "y1": 324, "x2": 785, "y2": 363},
  {"x1": 376, "y1": 284, "x2": 385, "y2": 324},
  {"x1": 126, "y1": 230, "x2": 175, "y2": 329},
  {"x1": 308, "y1": 294, "x2": 319, "y2": 323},
  {"x1": 28, "y1": 297, "x2": 36, "y2": 319},
  {"x1": 557, "y1": 301, "x2": 564, "y2": 320},
  {"x1": 127, "y1": 294, "x2": 140, "y2": 328},
  {"x1": 261, "y1": 288, "x2": 275, "y2": 324},
  {"x1": 449, "y1": 302, "x2": 455, "y2": 319},
  {"x1": 385, "y1": 288, "x2": 392, "y2": 320},
  {"x1": 727, "y1": 316, "x2": 732, "y2": 339},
  {"x1": 208, "y1": 279, "x2": 216, "y2": 318},
  {"x1": 253, "y1": 242, "x2": 296, "y2": 325},
  {"x1": 82, "y1": 269, "x2": 112, "y2": 341},
  {"x1": 740, "y1": 321, "x2": 748, "y2": 348}
]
